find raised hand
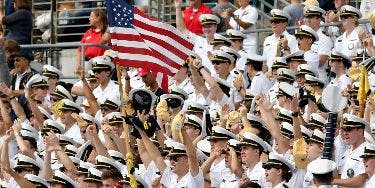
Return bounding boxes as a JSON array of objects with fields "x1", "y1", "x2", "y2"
[
  {"x1": 12, "y1": 119, "x2": 22, "y2": 135},
  {"x1": 45, "y1": 132, "x2": 61, "y2": 152},
  {"x1": 192, "y1": 58, "x2": 203, "y2": 70},
  {"x1": 174, "y1": 0, "x2": 182, "y2": 8},
  {"x1": 3, "y1": 129, "x2": 14, "y2": 143},
  {"x1": 137, "y1": 110, "x2": 149, "y2": 123},
  {"x1": 238, "y1": 104, "x2": 248, "y2": 118}
]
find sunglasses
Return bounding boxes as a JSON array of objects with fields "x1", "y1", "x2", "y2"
[
  {"x1": 340, "y1": 15, "x2": 354, "y2": 19},
  {"x1": 271, "y1": 20, "x2": 284, "y2": 24},
  {"x1": 341, "y1": 126, "x2": 357, "y2": 132},
  {"x1": 37, "y1": 86, "x2": 49, "y2": 90},
  {"x1": 14, "y1": 57, "x2": 27, "y2": 62},
  {"x1": 212, "y1": 61, "x2": 228, "y2": 65},
  {"x1": 51, "y1": 98, "x2": 59, "y2": 102},
  {"x1": 169, "y1": 155, "x2": 183, "y2": 162}
]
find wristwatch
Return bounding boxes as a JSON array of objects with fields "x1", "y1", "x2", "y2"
[{"x1": 291, "y1": 111, "x2": 299, "y2": 117}]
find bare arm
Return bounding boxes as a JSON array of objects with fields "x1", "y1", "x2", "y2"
[
  {"x1": 42, "y1": 150, "x2": 53, "y2": 180},
  {"x1": 79, "y1": 70, "x2": 100, "y2": 113},
  {"x1": 1, "y1": 129, "x2": 14, "y2": 181},
  {"x1": 333, "y1": 174, "x2": 368, "y2": 187},
  {"x1": 138, "y1": 128, "x2": 167, "y2": 173},
  {"x1": 137, "y1": 139, "x2": 153, "y2": 167},
  {"x1": 12, "y1": 120, "x2": 34, "y2": 157},
  {"x1": 174, "y1": 0, "x2": 189, "y2": 34},
  {"x1": 9, "y1": 97, "x2": 27, "y2": 122},
  {"x1": 0, "y1": 99, "x2": 13, "y2": 129},
  {"x1": 229, "y1": 148, "x2": 242, "y2": 178},
  {"x1": 87, "y1": 124, "x2": 110, "y2": 158},
  {"x1": 26, "y1": 97, "x2": 44, "y2": 131},
  {"x1": 181, "y1": 127, "x2": 199, "y2": 176}
]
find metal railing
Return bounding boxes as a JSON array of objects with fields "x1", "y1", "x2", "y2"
[
  {"x1": 19, "y1": 43, "x2": 110, "y2": 79},
  {"x1": 32, "y1": 0, "x2": 105, "y2": 44}
]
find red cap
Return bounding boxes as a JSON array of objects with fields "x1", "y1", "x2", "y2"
[{"x1": 138, "y1": 68, "x2": 150, "y2": 77}]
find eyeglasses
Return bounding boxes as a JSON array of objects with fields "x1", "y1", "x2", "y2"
[{"x1": 14, "y1": 57, "x2": 26, "y2": 62}]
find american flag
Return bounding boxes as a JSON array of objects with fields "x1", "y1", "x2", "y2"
[{"x1": 105, "y1": 0, "x2": 194, "y2": 90}]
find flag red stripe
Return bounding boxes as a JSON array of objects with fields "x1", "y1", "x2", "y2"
[
  {"x1": 139, "y1": 33, "x2": 190, "y2": 61},
  {"x1": 112, "y1": 45, "x2": 181, "y2": 69},
  {"x1": 112, "y1": 32, "x2": 189, "y2": 61},
  {"x1": 110, "y1": 33, "x2": 144, "y2": 42},
  {"x1": 116, "y1": 58, "x2": 174, "y2": 75},
  {"x1": 133, "y1": 19, "x2": 194, "y2": 49}
]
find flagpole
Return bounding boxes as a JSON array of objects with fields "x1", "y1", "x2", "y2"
[{"x1": 116, "y1": 64, "x2": 138, "y2": 188}]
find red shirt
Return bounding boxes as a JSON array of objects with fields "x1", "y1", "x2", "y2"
[
  {"x1": 184, "y1": 3, "x2": 213, "y2": 35},
  {"x1": 78, "y1": 28, "x2": 106, "y2": 59}
]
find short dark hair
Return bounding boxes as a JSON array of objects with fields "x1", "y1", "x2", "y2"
[
  {"x1": 5, "y1": 39, "x2": 20, "y2": 53},
  {"x1": 313, "y1": 172, "x2": 333, "y2": 185},
  {"x1": 249, "y1": 61, "x2": 263, "y2": 72},
  {"x1": 101, "y1": 169, "x2": 123, "y2": 181},
  {"x1": 14, "y1": 0, "x2": 31, "y2": 10}
]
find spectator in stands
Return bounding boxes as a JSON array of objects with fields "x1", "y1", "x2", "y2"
[
  {"x1": 4, "y1": 0, "x2": 15, "y2": 16},
  {"x1": 75, "y1": 9, "x2": 110, "y2": 74},
  {"x1": 220, "y1": 0, "x2": 258, "y2": 53},
  {"x1": 182, "y1": 0, "x2": 213, "y2": 35},
  {"x1": 283, "y1": 0, "x2": 304, "y2": 34},
  {"x1": 4, "y1": 39, "x2": 20, "y2": 70},
  {"x1": 211, "y1": 0, "x2": 237, "y2": 32},
  {"x1": 334, "y1": 5, "x2": 364, "y2": 58},
  {"x1": 262, "y1": 9, "x2": 298, "y2": 71},
  {"x1": 0, "y1": 0, "x2": 32, "y2": 45}
]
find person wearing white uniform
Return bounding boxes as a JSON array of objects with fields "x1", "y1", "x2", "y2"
[
  {"x1": 245, "y1": 54, "x2": 271, "y2": 95},
  {"x1": 304, "y1": 5, "x2": 333, "y2": 82},
  {"x1": 333, "y1": 113, "x2": 370, "y2": 187},
  {"x1": 263, "y1": 152, "x2": 294, "y2": 188},
  {"x1": 263, "y1": 9, "x2": 298, "y2": 71},
  {"x1": 239, "y1": 132, "x2": 268, "y2": 187},
  {"x1": 175, "y1": 1, "x2": 220, "y2": 73},
  {"x1": 91, "y1": 56, "x2": 120, "y2": 104},
  {"x1": 203, "y1": 126, "x2": 237, "y2": 187},
  {"x1": 138, "y1": 125, "x2": 204, "y2": 188},
  {"x1": 334, "y1": 5, "x2": 364, "y2": 58},
  {"x1": 59, "y1": 99, "x2": 84, "y2": 144},
  {"x1": 221, "y1": 0, "x2": 258, "y2": 53},
  {"x1": 295, "y1": 25, "x2": 320, "y2": 74},
  {"x1": 328, "y1": 51, "x2": 353, "y2": 91},
  {"x1": 307, "y1": 158, "x2": 337, "y2": 188},
  {"x1": 226, "y1": 29, "x2": 248, "y2": 71},
  {"x1": 360, "y1": 144, "x2": 375, "y2": 188}
]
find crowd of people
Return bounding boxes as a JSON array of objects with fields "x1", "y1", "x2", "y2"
[{"x1": 0, "y1": 0, "x2": 374, "y2": 187}]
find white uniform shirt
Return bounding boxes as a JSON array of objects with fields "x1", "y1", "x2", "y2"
[
  {"x1": 334, "y1": 26, "x2": 362, "y2": 58},
  {"x1": 169, "y1": 78, "x2": 195, "y2": 100},
  {"x1": 273, "y1": 181, "x2": 289, "y2": 188},
  {"x1": 92, "y1": 80, "x2": 120, "y2": 104},
  {"x1": 219, "y1": 172, "x2": 238, "y2": 188},
  {"x1": 246, "y1": 161, "x2": 267, "y2": 187},
  {"x1": 249, "y1": 71, "x2": 272, "y2": 95},
  {"x1": 229, "y1": 5, "x2": 258, "y2": 53},
  {"x1": 160, "y1": 167, "x2": 204, "y2": 188},
  {"x1": 304, "y1": 50, "x2": 320, "y2": 73},
  {"x1": 210, "y1": 159, "x2": 232, "y2": 188},
  {"x1": 236, "y1": 49, "x2": 248, "y2": 71},
  {"x1": 190, "y1": 33, "x2": 213, "y2": 72},
  {"x1": 365, "y1": 175, "x2": 375, "y2": 188},
  {"x1": 64, "y1": 123, "x2": 84, "y2": 144},
  {"x1": 311, "y1": 28, "x2": 333, "y2": 81},
  {"x1": 263, "y1": 31, "x2": 298, "y2": 70},
  {"x1": 329, "y1": 74, "x2": 353, "y2": 91},
  {"x1": 341, "y1": 142, "x2": 369, "y2": 180}
]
